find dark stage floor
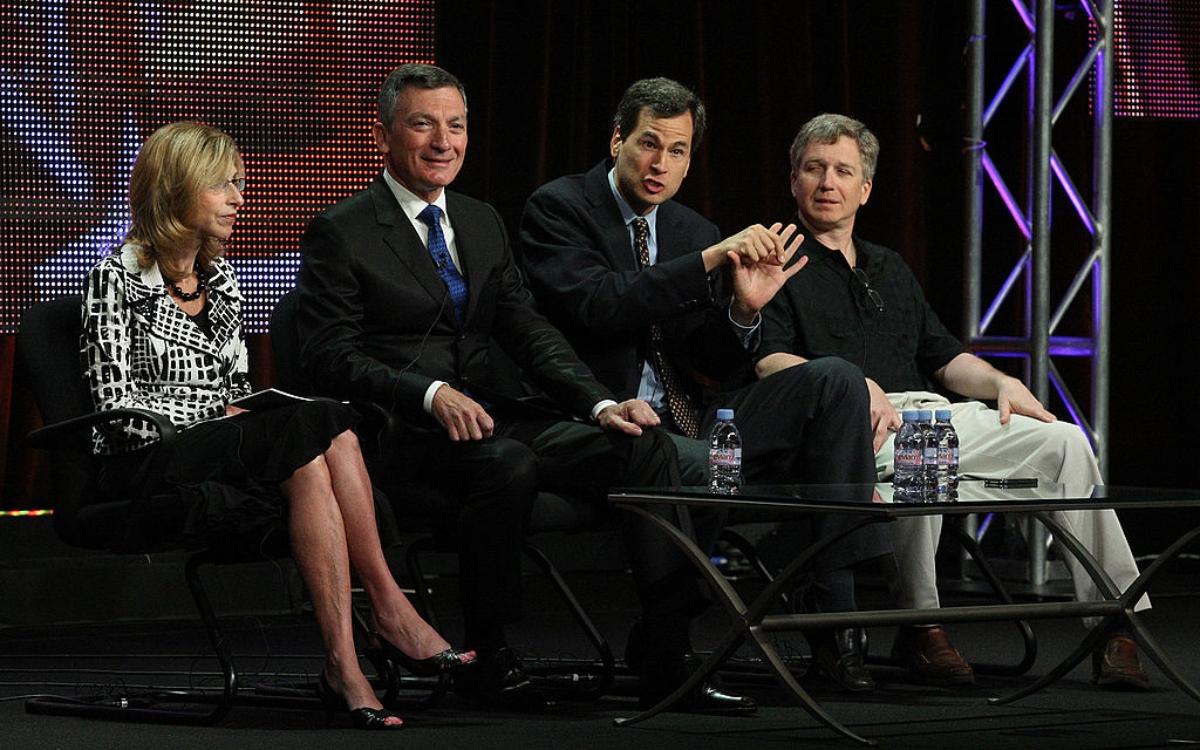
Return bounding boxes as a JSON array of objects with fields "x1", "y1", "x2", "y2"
[{"x1": 2, "y1": 562, "x2": 1200, "y2": 750}]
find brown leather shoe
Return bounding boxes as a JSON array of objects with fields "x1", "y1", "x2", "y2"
[
  {"x1": 1093, "y1": 634, "x2": 1150, "y2": 690},
  {"x1": 890, "y1": 626, "x2": 974, "y2": 685}
]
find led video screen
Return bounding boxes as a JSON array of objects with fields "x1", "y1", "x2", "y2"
[
  {"x1": 1, "y1": 0, "x2": 436, "y2": 333},
  {"x1": 1109, "y1": 0, "x2": 1200, "y2": 118}
]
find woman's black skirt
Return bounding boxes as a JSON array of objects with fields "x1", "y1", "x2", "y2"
[{"x1": 97, "y1": 399, "x2": 359, "y2": 554}]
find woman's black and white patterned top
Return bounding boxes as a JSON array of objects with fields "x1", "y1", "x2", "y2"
[{"x1": 82, "y1": 243, "x2": 253, "y2": 454}]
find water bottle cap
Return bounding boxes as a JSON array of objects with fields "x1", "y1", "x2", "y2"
[
  {"x1": 716, "y1": 408, "x2": 735, "y2": 421},
  {"x1": 935, "y1": 409, "x2": 952, "y2": 420},
  {"x1": 917, "y1": 409, "x2": 933, "y2": 421},
  {"x1": 902, "y1": 410, "x2": 920, "y2": 421}
]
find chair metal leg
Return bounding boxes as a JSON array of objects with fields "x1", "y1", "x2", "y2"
[
  {"x1": 399, "y1": 536, "x2": 451, "y2": 708},
  {"x1": 350, "y1": 601, "x2": 404, "y2": 706},
  {"x1": 404, "y1": 536, "x2": 441, "y2": 630},
  {"x1": 521, "y1": 541, "x2": 615, "y2": 696},
  {"x1": 183, "y1": 551, "x2": 238, "y2": 723},
  {"x1": 25, "y1": 551, "x2": 238, "y2": 724}
]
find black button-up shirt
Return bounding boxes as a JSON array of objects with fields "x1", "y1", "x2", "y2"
[{"x1": 760, "y1": 235, "x2": 964, "y2": 392}]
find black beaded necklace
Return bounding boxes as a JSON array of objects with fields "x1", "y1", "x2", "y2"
[{"x1": 164, "y1": 264, "x2": 207, "y2": 302}]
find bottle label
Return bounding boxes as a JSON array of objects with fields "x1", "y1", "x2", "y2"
[
  {"x1": 894, "y1": 447, "x2": 922, "y2": 469},
  {"x1": 710, "y1": 448, "x2": 741, "y2": 467}
]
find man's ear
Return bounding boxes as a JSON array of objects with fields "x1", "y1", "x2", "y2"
[
  {"x1": 860, "y1": 178, "x2": 873, "y2": 205},
  {"x1": 610, "y1": 127, "x2": 623, "y2": 159},
  {"x1": 371, "y1": 121, "x2": 389, "y2": 154}
]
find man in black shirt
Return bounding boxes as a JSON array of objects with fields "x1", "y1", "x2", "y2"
[{"x1": 757, "y1": 113, "x2": 1148, "y2": 690}]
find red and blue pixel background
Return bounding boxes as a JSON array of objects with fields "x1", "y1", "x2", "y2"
[
  {"x1": 1105, "y1": 0, "x2": 1200, "y2": 118},
  {"x1": 3, "y1": 0, "x2": 1199, "y2": 338},
  {"x1": 0, "y1": 0, "x2": 435, "y2": 333}
]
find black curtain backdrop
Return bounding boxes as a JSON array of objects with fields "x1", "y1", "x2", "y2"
[
  {"x1": 429, "y1": 0, "x2": 1200, "y2": 552},
  {"x1": 4, "y1": 1, "x2": 1199, "y2": 555},
  {"x1": 436, "y1": 1, "x2": 941, "y2": 279}
]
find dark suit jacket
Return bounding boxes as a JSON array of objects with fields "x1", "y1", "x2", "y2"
[
  {"x1": 296, "y1": 174, "x2": 613, "y2": 424},
  {"x1": 518, "y1": 160, "x2": 752, "y2": 408}
]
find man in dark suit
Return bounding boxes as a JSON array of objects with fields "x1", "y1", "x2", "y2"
[
  {"x1": 295, "y1": 64, "x2": 748, "y2": 711},
  {"x1": 519, "y1": 78, "x2": 891, "y2": 692}
]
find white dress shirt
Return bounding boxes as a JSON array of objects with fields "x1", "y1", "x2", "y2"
[{"x1": 384, "y1": 171, "x2": 616, "y2": 421}]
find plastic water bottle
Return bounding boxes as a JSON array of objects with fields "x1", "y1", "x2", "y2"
[
  {"x1": 918, "y1": 410, "x2": 938, "y2": 502},
  {"x1": 934, "y1": 408, "x2": 959, "y2": 501},
  {"x1": 892, "y1": 410, "x2": 923, "y2": 502},
  {"x1": 708, "y1": 408, "x2": 742, "y2": 495}
]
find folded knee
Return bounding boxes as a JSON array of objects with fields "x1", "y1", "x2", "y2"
[
  {"x1": 801, "y1": 358, "x2": 869, "y2": 406},
  {"x1": 330, "y1": 428, "x2": 361, "y2": 453},
  {"x1": 484, "y1": 442, "x2": 539, "y2": 496}
]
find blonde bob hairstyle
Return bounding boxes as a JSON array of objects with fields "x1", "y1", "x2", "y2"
[{"x1": 125, "y1": 121, "x2": 241, "y2": 272}]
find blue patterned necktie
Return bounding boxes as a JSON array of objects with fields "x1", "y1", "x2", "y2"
[{"x1": 418, "y1": 204, "x2": 468, "y2": 326}]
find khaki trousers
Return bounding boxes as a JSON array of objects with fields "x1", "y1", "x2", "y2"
[{"x1": 876, "y1": 392, "x2": 1148, "y2": 626}]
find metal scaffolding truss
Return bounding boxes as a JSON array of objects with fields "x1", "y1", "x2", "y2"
[{"x1": 963, "y1": 0, "x2": 1114, "y2": 476}]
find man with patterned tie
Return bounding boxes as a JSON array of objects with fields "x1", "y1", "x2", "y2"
[
  {"x1": 295, "y1": 64, "x2": 748, "y2": 711},
  {"x1": 519, "y1": 78, "x2": 892, "y2": 693}
]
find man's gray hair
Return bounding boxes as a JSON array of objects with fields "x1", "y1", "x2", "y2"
[
  {"x1": 378, "y1": 63, "x2": 467, "y2": 128},
  {"x1": 788, "y1": 113, "x2": 879, "y2": 182}
]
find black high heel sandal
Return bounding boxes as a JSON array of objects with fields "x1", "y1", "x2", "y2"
[
  {"x1": 316, "y1": 672, "x2": 404, "y2": 730},
  {"x1": 372, "y1": 633, "x2": 476, "y2": 677}
]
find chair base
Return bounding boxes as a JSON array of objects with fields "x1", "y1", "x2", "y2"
[
  {"x1": 24, "y1": 549, "x2": 401, "y2": 726},
  {"x1": 25, "y1": 689, "x2": 318, "y2": 726},
  {"x1": 405, "y1": 534, "x2": 616, "y2": 700}
]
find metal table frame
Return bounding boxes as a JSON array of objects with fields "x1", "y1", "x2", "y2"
[{"x1": 608, "y1": 483, "x2": 1200, "y2": 746}]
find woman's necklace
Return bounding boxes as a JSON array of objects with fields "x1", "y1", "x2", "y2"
[{"x1": 165, "y1": 264, "x2": 207, "y2": 302}]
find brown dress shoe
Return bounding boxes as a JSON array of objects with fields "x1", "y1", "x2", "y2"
[
  {"x1": 890, "y1": 626, "x2": 974, "y2": 685},
  {"x1": 1093, "y1": 634, "x2": 1150, "y2": 690}
]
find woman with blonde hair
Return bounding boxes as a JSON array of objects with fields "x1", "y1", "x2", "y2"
[{"x1": 82, "y1": 121, "x2": 472, "y2": 729}]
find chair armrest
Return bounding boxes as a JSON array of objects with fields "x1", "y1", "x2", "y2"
[
  {"x1": 345, "y1": 399, "x2": 398, "y2": 467},
  {"x1": 26, "y1": 408, "x2": 180, "y2": 506},
  {"x1": 26, "y1": 408, "x2": 178, "y2": 450},
  {"x1": 349, "y1": 399, "x2": 395, "y2": 434}
]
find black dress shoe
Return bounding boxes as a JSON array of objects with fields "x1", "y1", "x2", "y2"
[
  {"x1": 809, "y1": 628, "x2": 875, "y2": 692},
  {"x1": 452, "y1": 647, "x2": 550, "y2": 710},
  {"x1": 639, "y1": 678, "x2": 758, "y2": 715},
  {"x1": 638, "y1": 653, "x2": 757, "y2": 715}
]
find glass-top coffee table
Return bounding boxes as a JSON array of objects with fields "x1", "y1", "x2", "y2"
[{"x1": 608, "y1": 481, "x2": 1200, "y2": 746}]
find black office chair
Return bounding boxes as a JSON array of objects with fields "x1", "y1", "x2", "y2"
[
  {"x1": 15, "y1": 296, "x2": 387, "y2": 724},
  {"x1": 269, "y1": 289, "x2": 617, "y2": 699}
]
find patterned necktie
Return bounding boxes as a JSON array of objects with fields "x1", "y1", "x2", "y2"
[
  {"x1": 418, "y1": 204, "x2": 468, "y2": 326},
  {"x1": 632, "y1": 217, "x2": 700, "y2": 439}
]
